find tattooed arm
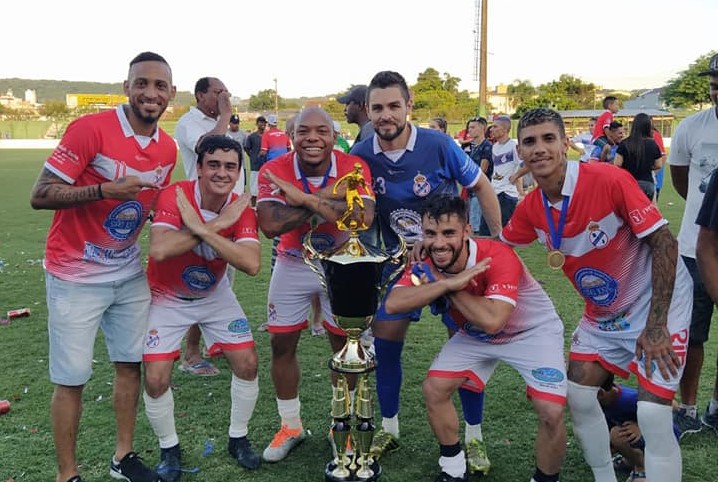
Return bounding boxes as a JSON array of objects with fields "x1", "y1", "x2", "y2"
[
  {"x1": 30, "y1": 168, "x2": 159, "y2": 210},
  {"x1": 636, "y1": 224, "x2": 681, "y2": 382}
]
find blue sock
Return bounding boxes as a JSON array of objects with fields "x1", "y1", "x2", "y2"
[
  {"x1": 459, "y1": 387, "x2": 484, "y2": 425},
  {"x1": 374, "y1": 338, "x2": 404, "y2": 418}
]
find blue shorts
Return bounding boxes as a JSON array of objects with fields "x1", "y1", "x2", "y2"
[
  {"x1": 376, "y1": 262, "x2": 422, "y2": 322},
  {"x1": 46, "y1": 271, "x2": 150, "y2": 385}
]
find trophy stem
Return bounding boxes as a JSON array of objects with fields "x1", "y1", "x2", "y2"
[{"x1": 330, "y1": 375, "x2": 352, "y2": 478}]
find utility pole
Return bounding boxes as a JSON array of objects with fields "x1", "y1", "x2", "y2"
[
  {"x1": 478, "y1": 0, "x2": 488, "y2": 117},
  {"x1": 273, "y1": 77, "x2": 279, "y2": 118}
]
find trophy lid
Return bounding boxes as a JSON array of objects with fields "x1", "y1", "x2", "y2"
[{"x1": 322, "y1": 234, "x2": 390, "y2": 265}]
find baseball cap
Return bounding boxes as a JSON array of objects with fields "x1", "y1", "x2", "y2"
[
  {"x1": 267, "y1": 114, "x2": 278, "y2": 125},
  {"x1": 338, "y1": 85, "x2": 368, "y2": 105},
  {"x1": 332, "y1": 120, "x2": 341, "y2": 133},
  {"x1": 256, "y1": 115, "x2": 267, "y2": 124},
  {"x1": 698, "y1": 53, "x2": 718, "y2": 76},
  {"x1": 229, "y1": 114, "x2": 240, "y2": 124}
]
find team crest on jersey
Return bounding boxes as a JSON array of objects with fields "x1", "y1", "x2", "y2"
[
  {"x1": 389, "y1": 209, "x2": 423, "y2": 244},
  {"x1": 586, "y1": 221, "x2": 609, "y2": 249},
  {"x1": 104, "y1": 201, "x2": 143, "y2": 240},
  {"x1": 146, "y1": 329, "x2": 160, "y2": 349},
  {"x1": 574, "y1": 267, "x2": 617, "y2": 306},
  {"x1": 413, "y1": 173, "x2": 431, "y2": 197},
  {"x1": 268, "y1": 303, "x2": 278, "y2": 323},
  {"x1": 182, "y1": 266, "x2": 216, "y2": 291},
  {"x1": 228, "y1": 318, "x2": 250, "y2": 334},
  {"x1": 152, "y1": 166, "x2": 165, "y2": 184}
]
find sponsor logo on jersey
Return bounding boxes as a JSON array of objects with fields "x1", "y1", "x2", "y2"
[
  {"x1": 597, "y1": 312, "x2": 631, "y2": 332},
  {"x1": 532, "y1": 367, "x2": 564, "y2": 383},
  {"x1": 389, "y1": 208, "x2": 422, "y2": 243},
  {"x1": 575, "y1": 267, "x2": 617, "y2": 306},
  {"x1": 228, "y1": 318, "x2": 250, "y2": 334},
  {"x1": 104, "y1": 201, "x2": 143, "y2": 240},
  {"x1": 146, "y1": 329, "x2": 160, "y2": 349},
  {"x1": 182, "y1": 266, "x2": 217, "y2": 291},
  {"x1": 413, "y1": 173, "x2": 431, "y2": 197}
]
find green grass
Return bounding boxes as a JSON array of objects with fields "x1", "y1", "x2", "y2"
[{"x1": 0, "y1": 150, "x2": 716, "y2": 481}]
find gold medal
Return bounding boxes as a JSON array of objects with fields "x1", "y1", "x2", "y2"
[
  {"x1": 410, "y1": 273, "x2": 422, "y2": 286},
  {"x1": 547, "y1": 250, "x2": 565, "y2": 269}
]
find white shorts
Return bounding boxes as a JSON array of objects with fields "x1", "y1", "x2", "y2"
[
  {"x1": 570, "y1": 281, "x2": 692, "y2": 399},
  {"x1": 46, "y1": 271, "x2": 150, "y2": 385},
  {"x1": 428, "y1": 328, "x2": 567, "y2": 404},
  {"x1": 267, "y1": 255, "x2": 342, "y2": 334},
  {"x1": 250, "y1": 170, "x2": 259, "y2": 196},
  {"x1": 143, "y1": 286, "x2": 254, "y2": 361}
]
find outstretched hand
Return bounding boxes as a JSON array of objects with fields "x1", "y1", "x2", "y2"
[
  {"x1": 176, "y1": 187, "x2": 206, "y2": 236},
  {"x1": 264, "y1": 169, "x2": 308, "y2": 207},
  {"x1": 214, "y1": 193, "x2": 251, "y2": 230}
]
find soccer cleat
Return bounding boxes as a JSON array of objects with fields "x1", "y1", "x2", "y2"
[
  {"x1": 465, "y1": 438, "x2": 491, "y2": 475},
  {"x1": 262, "y1": 425, "x2": 307, "y2": 462},
  {"x1": 110, "y1": 451, "x2": 160, "y2": 482},
  {"x1": 66, "y1": 477, "x2": 84, "y2": 482},
  {"x1": 701, "y1": 404, "x2": 718, "y2": 432},
  {"x1": 673, "y1": 407, "x2": 703, "y2": 439},
  {"x1": 228, "y1": 436, "x2": 261, "y2": 470},
  {"x1": 368, "y1": 429, "x2": 399, "y2": 460},
  {"x1": 434, "y1": 470, "x2": 468, "y2": 482},
  {"x1": 156, "y1": 444, "x2": 181, "y2": 482}
]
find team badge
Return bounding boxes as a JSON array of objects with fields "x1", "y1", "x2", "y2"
[
  {"x1": 587, "y1": 221, "x2": 609, "y2": 248},
  {"x1": 228, "y1": 318, "x2": 250, "y2": 334},
  {"x1": 389, "y1": 208, "x2": 423, "y2": 244},
  {"x1": 104, "y1": 201, "x2": 143, "y2": 240},
  {"x1": 268, "y1": 303, "x2": 278, "y2": 324},
  {"x1": 146, "y1": 329, "x2": 160, "y2": 349},
  {"x1": 531, "y1": 367, "x2": 564, "y2": 383},
  {"x1": 413, "y1": 172, "x2": 431, "y2": 197},
  {"x1": 152, "y1": 166, "x2": 164, "y2": 184}
]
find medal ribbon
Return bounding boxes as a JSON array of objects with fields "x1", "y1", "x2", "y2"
[
  {"x1": 298, "y1": 160, "x2": 333, "y2": 194},
  {"x1": 542, "y1": 192, "x2": 570, "y2": 251}
]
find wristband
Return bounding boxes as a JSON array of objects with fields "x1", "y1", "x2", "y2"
[{"x1": 97, "y1": 183, "x2": 104, "y2": 199}]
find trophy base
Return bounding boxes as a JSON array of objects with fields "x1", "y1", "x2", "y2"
[{"x1": 324, "y1": 459, "x2": 382, "y2": 482}]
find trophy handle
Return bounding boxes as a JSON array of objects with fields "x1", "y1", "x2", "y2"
[
  {"x1": 302, "y1": 228, "x2": 327, "y2": 290},
  {"x1": 379, "y1": 235, "x2": 409, "y2": 295}
]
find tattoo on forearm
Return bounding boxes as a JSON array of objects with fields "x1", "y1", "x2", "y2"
[
  {"x1": 271, "y1": 204, "x2": 312, "y2": 233},
  {"x1": 32, "y1": 169, "x2": 101, "y2": 207},
  {"x1": 646, "y1": 227, "x2": 677, "y2": 336}
]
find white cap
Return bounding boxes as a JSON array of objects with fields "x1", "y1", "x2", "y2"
[
  {"x1": 332, "y1": 120, "x2": 341, "y2": 133},
  {"x1": 267, "y1": 114, "x2": 278, "y2": 125}
]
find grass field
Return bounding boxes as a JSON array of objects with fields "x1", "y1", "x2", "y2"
[{"x1": 0, "y1": 149, "x2": 716, "y2": 482}]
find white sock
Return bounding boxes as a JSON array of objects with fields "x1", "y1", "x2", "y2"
[
  {"x1": 277, "y1": 397, "x2": 302, "y2": 430},
  {"x1": 382, "y1": 415, "x2": 399, "y2": 438},
  {"x1": 465, "y1": 422, "x2": 483, "y2": 443},
  {"x1": 229, "y1": 375, "x2": 258, "y2": 438},
  {"x1": 566, "y1": 381, "x2": 617, "y2": 482},
  {"x1": 709, "y1": 398, "x2": 718, "y2": 414},
  {"x1": 143, "y1": 389, "x2": 179, "y2": 449},
  {"x1": 439, "y1": 451, "x2": 466, "y2": 478},
  {"x1": 637, "y1": 401, "x2": 681, "y2": 482},
  {"x1": 679, "y1": 403, "x2": 697, "y2": 418}
]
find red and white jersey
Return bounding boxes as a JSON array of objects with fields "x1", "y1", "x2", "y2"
[
  {"x1": 592, "y1": 110, "x2": 614, "y2": 142},
  {"x1": 147, "y1": 180, "x2": 259, "y2": 300},
  {"x1": 256, "y1": 151, "x2": 374, "y2": 258},
  {"x1": 501, "y1": 162, "x2": 668, "y2": 328},
  {"x1": 395, "y1": 238, "x2": 561, "y2": 344},
  {"x1": 43, "y1": 106, "x2": 176, "y2": 283}
]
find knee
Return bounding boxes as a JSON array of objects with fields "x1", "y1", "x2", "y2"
[
  {"x1": 536, "y1": 403, "x2": 565, "y2": 432},
  {"x1": 423, "y1": 378, "x2": 448, "y2": 406},
  {"x1": 270, "y1": 334, "x2": 298, "y2": 359},
  {"x1": 144, "y1": 369, "x2": 171, "y2": 398},
  {"x1": 567, "y1": 381, "x2": 600, "y2": 415},
  {"x1": 232, "y1": 349, "x2": 258, "y2": 380}
]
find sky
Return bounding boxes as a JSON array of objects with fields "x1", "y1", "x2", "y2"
[{"x1": 3, "y1": 0, "x2": 716, "y2": 99}]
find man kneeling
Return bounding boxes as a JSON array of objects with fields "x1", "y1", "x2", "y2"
[{"x1": 385, "y1": 195, "x2": 567, "y2": 482}]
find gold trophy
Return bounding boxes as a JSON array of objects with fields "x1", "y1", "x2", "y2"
[{"x1": 303, "y1": 163, "x2": 407, "y2": 482}]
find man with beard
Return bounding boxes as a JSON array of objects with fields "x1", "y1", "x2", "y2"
[
  {"x1": 385, "y1": 195, "x2": 567, "y2": 482},
  {"x1": 142, "y1": 136, "x2": 261, "y2": 481},
  {"x1": 30, "y1": 51, "x2": 177, "y2": 482},
  {"x1": 349, "y1": 70, "x2": 501, "y2": 475},
  {"x1": 501, "y1": 108, "x2": 690, "y2": 482},
  {"x1": 256, "y1": 107, "x2": 375, "y2": 462}
]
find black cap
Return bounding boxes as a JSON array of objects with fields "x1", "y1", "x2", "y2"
[
  {"x1": 256, "y1": 116, "x2": 267, "y2": 124},
  {"x1": 229, "y1": 114, "x2": 240, "y2": 124},
  {"x1": 338, "y1": 85, "x2": 368, "y2": 105},
  {"x1": 699, "y1": 53, "x2": 718, "y2": 76}
]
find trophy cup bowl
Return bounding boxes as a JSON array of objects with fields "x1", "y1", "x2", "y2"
[{"x1": 301, "y1": 163, "x2": 407, "y2": 482}]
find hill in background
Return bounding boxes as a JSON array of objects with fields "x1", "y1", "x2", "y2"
[{"x1": 0, "y1": 78, "x2": 194, "y2": 105}]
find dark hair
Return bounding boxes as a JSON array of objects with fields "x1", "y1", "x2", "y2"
[
  {"x1": 194, "y1": 77, "x2": 213, "y2": 95},
  {"x1": 420, "y1": 195, "x2": 468, "y2": 225},
  {"x1": 620, "y1": 113, "x2": 653, "y2": 175},
  {"x1": 468, "y1": 116, "x2": 487, "y2": 128},
  {"x1": 129, "y1": 51, "x2": 169, "y2": 69},
  {"x1": 607, "y1": 121, "x2": 623, "y2": 131},
  {"x1": 368, "y1": 71, "x2": 410, "y2": 103},
  {"x1": 431, "y1": 117, "x2": 448, "y2": 133},
  {"x1": 602, "y1": 96, "x2": 618, "y2": 109},
  {"x1": 517, "y1": 107, "x2": 566, "y2": 140},
  {"x1": 195, "y1": 135, "x2": 243, "y2": 165}
]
